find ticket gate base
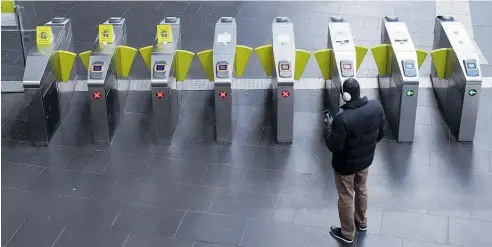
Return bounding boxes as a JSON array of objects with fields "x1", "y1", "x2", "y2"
[
  {"x1": 274, "y1": 85, "x2": 294, "y2": 143},
  {"x1": 214, "y1": 86, "x2": 233, "y2": 143},
  {"x1": 22, "y1": 81, "x2": 61, "y2": 144},
  {"x1": 88, "y1": 83, "x2": 126, "y2": 144},
  {"x1": 151, "y1": 87, "x2": 181, "y2": 145},
  {"x1": 378, "y1": 75, "x2": 419, "y2": 142},
  {"x1": 431, "y1": 76, "x2": 481, "y2": 142}
]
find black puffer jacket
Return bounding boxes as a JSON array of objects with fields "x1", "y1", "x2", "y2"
[{"x1": 324, "y1": 97, "x2": 385, "y2": 175}]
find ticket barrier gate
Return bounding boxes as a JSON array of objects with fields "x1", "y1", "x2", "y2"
[
  {"x1": 78, "y1": 17, "x2": 137, "y2": 144},
  {"x1": 314, "y1": 17, "x2": 368, "y2": 116},
  {"x1": 197, "y1": 17, "x2": 253, "y2": 143},
  {"x1": 138, "y1": 17, "x2": 195, "y2": 144},
  {"x1": 371, "y1": 16, "x2": 428, "y2": 142},
  {"x1": 21, "y1": 17, "x2": 77, "y2": 144},
  {"x1": 429, "y1": 16, "x2": 482, "y2": 142},
  {"x1": 255, "y1": 17, "x2": 311, "y2": 143}
]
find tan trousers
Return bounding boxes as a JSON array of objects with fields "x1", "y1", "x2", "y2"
[{"x1": 334, "y1": 168, "x2": 369, "y2": 240}]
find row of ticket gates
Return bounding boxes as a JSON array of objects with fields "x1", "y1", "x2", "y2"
[{"x1": 21, "y1": 15, "x2": 482, "y2": 146}]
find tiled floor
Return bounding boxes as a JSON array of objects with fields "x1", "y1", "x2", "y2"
[
  {"x1": 2, "y1": 1, "x2": 492, "y2": 247},
  {"x1": 2, "y1": 86, "x2": 492, "y2": 247}
]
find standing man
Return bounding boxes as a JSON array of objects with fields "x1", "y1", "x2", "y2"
[{"x1": 324, "y1": 78, "x2": 385, "y2": 244}]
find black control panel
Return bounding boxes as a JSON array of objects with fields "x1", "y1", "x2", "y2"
[
  {"x1": 276, "y1": 17, "x2": 289, "y2": 23},
  {"x1": 165, "y1": 17, "x2": 177, "y2": 23},
  {"x1": 90, "y1": 62, "x2": 104, "y2": 79},
  {"x1": 153, "y1": 61, "x2": 167, "y2": 79},
  {"x1": 385, "y1": 16, "x2": 399, "y2": 22},
  {"x1": 402, "y1": 60, "x2": 417, "y2": 77},
  {"x1": 216, "y1": 61, "x2": 230, "y2": 78},
  {"x1": 331, "y1": 16, "x2": 344, "y2": 22},
  {"x1": 221, "y1": 17, "x2": 233, "y2": 23},
  {"x1": 437, "y1": 16, "x2": 455, "y2": 22},
  {"x1": 463, "y1": 59, "x2": 479, "y2": 77}
]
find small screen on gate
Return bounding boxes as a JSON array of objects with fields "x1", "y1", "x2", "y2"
[
  {"x1": 92, "y1": 65, "x2": 102, "y2": 72},
  {"x1": 281, "y1": 64, "x2": 289, "y2": 70},
  {"x1": 219, "y1": 64, "x2": 227, "y2": 71},
  {"x1": 155, "y1": 64, "x2": 165, "y2": 71}
]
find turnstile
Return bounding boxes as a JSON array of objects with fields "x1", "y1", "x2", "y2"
[
  {"x1": 147, "y1": 17, "x2": 182, "y2": 144},
  {"x1": 373, "y1": 16, "x2": 427, "y2": 142},
  {"x1": 213, "y1": 17, "x2": 237, "y2": 143},
  {"x1": 325, "y1": 17, "x2": 359, "y2": 115},
  {"x1": 272, "y1": 17, "x2": 296, "y2": 143},
  {"x1": 21, "y1": 17, "x2": 76, "y2": 144},
  {"x1": 430, "y1": 16, "x2": 482, "y2": 142},
  {"x1": 84, "y1": 17, "x2": 133, "y2": 144}
]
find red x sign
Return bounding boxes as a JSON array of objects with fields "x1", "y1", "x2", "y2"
[
  {"x1": 281, "y1": 91, "x2": 290, "y2": 98},
  {"x1": 156, "y1": 91, "x2": 165, "y2": 99},
  {"x1": 219, "y1": 91, "x2": 227, "y2": 99},
  {"x1": 93, "y1": 91, "x2": 101, "y2": 99}
]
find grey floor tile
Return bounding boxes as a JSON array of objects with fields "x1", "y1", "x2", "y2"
[
  {"x1": 192, "y1": 141, "x2": 232, "y2": 164},
  {"x1": 209, "y1": 189, "x2": 277, "y2": 218},
  {"x1": 102, "y1": 152, "x2": 153, "y2": 178},
  {"x1": 142, "y1": 157, "x2": 208, "y2": 185},
  {"x1": 109, "y1": 178, "x2": 217, "y2": 211},
  {"x1": 29, "y1": 169, "x2": 117, "y2": 199},
  {"x1": 50, "y1": 197, "x2": 124, "y2": 229},
  {"x1": 111, "y1": 204, "x2": 164, "y2": 234},
  {"x1": 272, "y1": 196, "x2": 298, "y2": 223},
  {"x1": 241, "y1": 219, "x2": 312, "y2": 247},
  {"x1": 84, "y1": 150, "x2": 113, "y2": 173},
  {"x1": 1, "y1": 163, "x2": 43, "y2": 189},
  {"x1": 229, "y1": 145, "x2": 291, "y2": 170},
  {"x1": 200, "y1": 164, "x2": 247, "y2": 190},
  {"x1": 98, "y1": 131, "x2": 146, "y2": 153},
  {"x1": 356, "y1": 234, "x2": 403, "y2": 247},
  {"x1": 175, "y1": 212, "x2": 247, "y2": 246},
  {"x1": 6, "y1": 218, "x2": 67, "y2": 247},
  {"x1": 154, "y1": 209, "x2": 186, "y2": 237},
  {"x1": 430, "y1": 146, "x2": 491, "y2": 173},
  {"x1": 240, "y1": 167, "x2": 331, "y2": 201},
  {"x1": 117, "y1": 112, "x2": 152, "y2": 134},
  {"x1": 148, "y1": 236, "x2": 194, "y2": 247},
  {"x1": 1, "y1": 119, "x2": 24, "y2": 139},
  {"x1": 28, "y1": 146, "x2": 79, "y2": 169},
  {"x1": 1, "y1": 188, "x2": 62, "y2": 220},
  {"x1": 53, "y1": 226, "x2": 129, "y2": 247},
  {"x1": 1, "y1": 214, "x2": 26, "y2": 246},
  {"x1": 449, "y1": 217, "x2": 492, "y2": 246},
  {"x1": 1, "y1": 140, "x2": 41, "y2": 164},
  {"x1": 381, "y1": 209, "x2": 448, "y2": 244},
  {"x1": 232, "y1": 124, "x2": 263, "y2": 146},
  {"x1": 65, "y1": 149, "x2": 97, "y2": 171},
  {"x1": 402, "y1": 239, "x2": 459, "y2": 247}
]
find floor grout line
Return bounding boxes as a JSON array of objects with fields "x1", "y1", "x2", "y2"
[{"x1": 50, "y1": 224, "x2": 68, "y2": 247}]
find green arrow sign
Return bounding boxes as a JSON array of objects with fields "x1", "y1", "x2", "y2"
[
  {"x1": 469, "y1": 89, "x2": 477, "y2": 96},
  {"x1": 406, "y1": 90, "x2": 415, "y2": 97}
]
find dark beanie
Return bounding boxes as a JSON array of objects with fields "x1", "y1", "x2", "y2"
[{"x1": 343, "y1": 78, "x2": 361, "y2": 102}]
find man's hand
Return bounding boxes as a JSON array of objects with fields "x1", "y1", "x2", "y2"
[{"x1": 324, "y1": 110, "x2": 333, "y2": 126}]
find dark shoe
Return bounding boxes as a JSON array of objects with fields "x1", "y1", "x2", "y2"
[
  {"x1": 355, "y1": 221, "x2": 367, "y2": 232},
  {"x1": 329, "y1": 226, "x2": 354, "y2": 244}
]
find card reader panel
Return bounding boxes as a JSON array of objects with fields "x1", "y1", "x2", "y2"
[
  {"x1": 402, "y1": 59, "x2": 417, "y2": 77},
  {"x1": 278, "y1": 61, "x2": 292, "y2": 78},
  {"x1": 90, "y1": 62, "x2": 104, "y2": 79},
  {"x1": 340, "y1": 60, "x2": 354, "y2": 78},
  {"x1": 153, "y1": 61, "x2": 167, "y2": 79},
  {"x1": 463, "y1": 59, "x2": 479, "y2": 77},
  {"x1": 216, "y1": 61, "x2": 230, "y2": 78}
]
